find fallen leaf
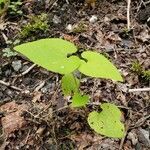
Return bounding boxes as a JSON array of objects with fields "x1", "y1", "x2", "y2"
[
  {"x1": 32, "y1": 91, "x2": 42, "y2": 103},
  {"x1": 0, "y1": 101, "x2": 28, "y2": 135}
]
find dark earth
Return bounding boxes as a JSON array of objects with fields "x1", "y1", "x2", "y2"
[{"x1": 0, "y1": 0, "x2": 150, "y2": 149}]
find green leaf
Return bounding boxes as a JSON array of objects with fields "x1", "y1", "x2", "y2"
[
  {"x1": 61, "y1": 73, "x2": 80, "y2": 96},
  {"x1": 14, "y1": 38, "x2": 81, "y2": 74},
  {"x1": 79, "y1": 51, "x2": 123, "y2": 81},
  {"x1": 88, "y1": 103, "x2": 125, "y2": 138},
  {"x1": 71, "y1": 92, "x2": 89, "y2": 107},
  {"x1": 0, "y1": 0, "x2": 4, "y2": 4}
]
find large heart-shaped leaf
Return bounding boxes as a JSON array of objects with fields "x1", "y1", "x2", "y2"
[
  {"x1": 61, "y1": 73, "x2": 80, "y2": 96},
  {"x1": 79, "y1": 51, "x2": 123, "y2": 81},
  {"x1": 71, "y1": 92, "x2": 89, "y2": 107},
  {"x1": 14, "y1": 38, "x2": 81, "y2": 74},
  {"x1": 88, "y1": 103, "x2": 125, "y2": 138}
]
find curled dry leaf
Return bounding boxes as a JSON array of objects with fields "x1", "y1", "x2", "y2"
[
  {"x1": 0, "y1": 101, "x2": 28, "y2": 135},
  {"x1": 32, "y1": 91, "x2": 42, "y2": 103}
]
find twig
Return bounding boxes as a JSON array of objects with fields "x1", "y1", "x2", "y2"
[
  {"x1": 17, "y1": 64, "x2": 36, "y2": 77},
  {"x1": 0, "y1": 80, "x2": 22, "y2": 91},
  {"x1": 52, "y1": 124, "x2": 58, "y2": 149},
  {"x1": 130, "y1": 114, "x2": 150, "y2": 129},
  {"x1": 119, "y1": 110, "x2": 132, "y2": 150},
  {"x1": 145, "y1": 0, "x2": 150, "y2": 5},
  {"x1": 128, "y1": 87, "x2": 150, "y2": 92},
  {"x1": 91, "y1": 79, "x2": 97, "y2": 102},
  {"x1": 1, "y1": 32, "x2": 8, "y2": 43},
  {"x1": 127, "y1": 0, "x2": 131, "y2": 30},
  {"x1": 65, "y1": 0, "x2": 69, "y2": 4},
  {"x1": 24, "y1": 129, "x2": 31, "y2": 144},
  {"x1": 119, "y1": 120, "x2": 130, "y2": 150},
  {"x1": 0, "y1": 80, "x2": 30, "y2": 93},
  {"x1": 48, "y1": 0, "x2": 58, "y2": 11},
  {"x1": 53, "y1": 105, "x2": 69, "y2": 113},
  {"x1": 34, "y1": 81, "x2": 45, "y2": 92}
]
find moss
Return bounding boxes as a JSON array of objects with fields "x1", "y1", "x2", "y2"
[
  {"x1": 131, "y1": 60, "x2": 143, "y2": 76},
  {"x1": 72, "y1": 22, "x2": 87, "y2": 33},
  {"x1": 142, "y1": 70, "x2": 150, "y2": 81},
  {"x1": 131, "y1": 60, "x2": 150, "y2": 82},
  {"x1": 21, "y1": 13, "x2": 49, "y2": 38}
]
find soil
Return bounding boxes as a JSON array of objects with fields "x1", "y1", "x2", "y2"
[{"x1": 0, "y1": 0, "x2": 150, "y2": 150}]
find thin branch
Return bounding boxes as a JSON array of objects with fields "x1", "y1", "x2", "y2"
[
  {"x1": 119, "y1": 119, "x2": 131, "y2": 149},
  {"x1": 119, "y1": 110, "x2": 132, "y2": 150},
  {"x1": 128, "y1": 87, "x2": 150, "y2": 92},
  {"x1": 127, "y1": 0, "x2": 131, "y2": 30},
  {"x1": 16, "y1": 64, "x2": 36, "y2": 77},
  {"x1": 0, "y1": 80, "x2": 29, "y2": 93},
  {"x1": 130, "y1": 114, "x2": 150, "y2": 129},
  {"x1": 0, "y1": 80, "x2": 22, "y2": 91},
  {"x1": 34, "y1": 81, "x2": 45, "y2": 92},
  {"x1": 65, "y1": 0, "x2": 69, "y2": 4}
]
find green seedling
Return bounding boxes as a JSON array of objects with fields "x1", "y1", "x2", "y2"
[{"x1": 14, "y1": 38, "x2": 125, "y2": 138}]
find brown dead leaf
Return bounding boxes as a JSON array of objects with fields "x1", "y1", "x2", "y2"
[
  {"x1": 136, "y1": 29, "x2": 150, "y2": 43},
  {"x1": 95, "y1": 30, "x2": 104, "y2": 45},
  {"x1": 70, "y1": 133, "x2": 103, "y2": 150},
  {"x1": 116, "y1": 92, "x2": 127, "y2": 106},
  {"x1": 106, "y1": 32, "x2": 122, "y2": 42},
  {"x1": 63, "y1": 34, "x2": 79, "y2": 43},
  {"x1": 70, "y1": 133, "x2": 93, "y2": 150},
  {"x1": 32, "y1": 91, "x2": 42, "y2": 103},
  {"x1": 0, "y1": 101, "x2": 28, "y2": 135},
  {"x1": 70, "y1": 133, "x2": 93, "y2": 143}
]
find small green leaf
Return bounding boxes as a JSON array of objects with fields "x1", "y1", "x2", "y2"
[
  {"x1": 61, "y1": 73, "x2": 80, "y2": 96},
  {"x1": 79, "y1": 51, "x2": 123, "y2": 81},
  {"x1": 88, "y1": 103, "x2": 125, "y2": 138},
  {"x1": 14, "y1": 38, "x2": 81, "y2": 74},
  {"x1": 0, "y1": 0, "x2": 4, "y2": 4},
  {"x1": 71, "y1": 92, "x2": 89, "y2": 107}
]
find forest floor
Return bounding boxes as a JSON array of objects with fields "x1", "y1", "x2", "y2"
[{"x1": 0, "y1": 0, "x2": 150, "y2": 149}]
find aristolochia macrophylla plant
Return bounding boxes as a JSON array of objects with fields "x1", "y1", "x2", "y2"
[{"x1": 14, "y1": 38, "x2": 125, "y2": 138}]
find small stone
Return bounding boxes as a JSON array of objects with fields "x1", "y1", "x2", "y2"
[
  {"x1": 138, "y1": 128, "x2": 150, "y2": 147},
  {"x1": 66, "y1": 24, "x2": 73, "y2": 32},
  {"x1": 12, "y1": 60, "x2": 22, "y2": 72},
  {"x1": 89, "y1": 15, "x2": 98, "y2": 23},
  {"x1": 104, "y1": 16, "x2": 110, "y2": 22},
  {"x1": 135, "y1": 142, "x2": 143, "y2": 150},
  {"x1": 52, "y1": 15, "x2": 61, "y2": 24},
  {"x1": 127, "y1": 131, "x2": 138, "y2": 145}
]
